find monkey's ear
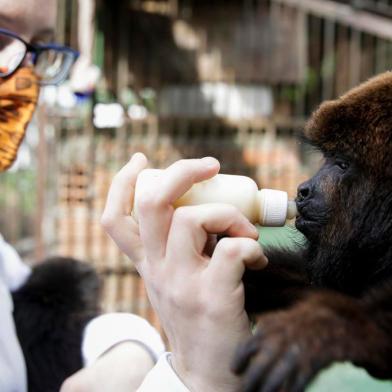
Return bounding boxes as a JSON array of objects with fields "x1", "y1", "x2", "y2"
[{"x1": 304, "y1": 71, "x2": 392, "y2": 178}]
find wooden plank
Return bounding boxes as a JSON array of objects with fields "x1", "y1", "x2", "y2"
[{"x1": 272, "y1": 0, "x2": 392, "y2": 40}]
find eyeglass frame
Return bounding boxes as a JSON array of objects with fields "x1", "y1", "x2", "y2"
[{"x1": 0, "y1": 28, "x2": 79, "y2": 85}]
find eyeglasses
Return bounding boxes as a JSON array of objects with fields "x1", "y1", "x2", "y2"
[{"x1": 0, "y1": 28, "x2": 79, "y2": 85}]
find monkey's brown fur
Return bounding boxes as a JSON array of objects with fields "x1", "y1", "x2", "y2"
[
  {"x1": 305, "y1": 71, "x2": 392, "y2": 178},
  {"x1": 234, "y1": 72, "x2": 392, "y2": 392}
]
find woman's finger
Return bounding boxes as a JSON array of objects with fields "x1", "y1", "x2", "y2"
[
  {"x1": 137, "y1": 158, "x2": 220, "y2": 262},
  {"x1": 165, "y1": 203, "x2": 259, "y2": 271},
  {"x1": 101, "y1": 152, "x2": 148, "y2": 231},
  {"x1": 159, "y1": 157, "x2": 220, "y2": 205},
  {"x1": 101, "y1": 153, "x2": 148, "y2": 265},
  {"x1": 207, "y1": 237, "x2": 268, "y2": 291},
  {"x1": 105, "y1": 217, "x2": 145, "y2": 265}
]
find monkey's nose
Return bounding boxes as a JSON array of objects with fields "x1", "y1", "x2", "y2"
[{"x1": 297, "y1": 183, "x2": 311, "y2": 202}]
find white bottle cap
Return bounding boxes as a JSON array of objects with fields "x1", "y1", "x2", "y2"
[{"x1": 257, "y1": 189, "x2": 289, "y2": 226}]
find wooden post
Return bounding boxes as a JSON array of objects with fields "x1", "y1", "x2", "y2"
[
  {"x1": 349, "y1": 29, "x2": 361, "y2": 88},
  {"x1": 322, "y1": 20, "x2": 336, "y2": 101},
  {"x1": 56, "y1": 0, "x2": 66, "y2": 43},
  {"x1": 115, "y1": 1, "x2": 129, "y2": 164},
  {"x1": 112, "y1": 0, "x2": 130, "y2": 310}
]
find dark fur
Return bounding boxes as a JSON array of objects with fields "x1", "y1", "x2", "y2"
[
  {"x1": 12, "y1": 257, "x2": 101, "y2": 392},
  {"x1": 305, "y1": 71, "x2": 392, "y2": 178},
  {"x1": 234, "y1": 72, "x2": 392, "y2": 391}
]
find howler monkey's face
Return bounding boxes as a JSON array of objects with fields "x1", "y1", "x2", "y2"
[
  {"x1": 294, "y1": 151, "x2": 392, "y2": 290},
  {"x1": 295, "y1": 154, "x2": 359, "y2": 243}
]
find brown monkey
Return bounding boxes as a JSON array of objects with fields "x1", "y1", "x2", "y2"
[{"x1": 234, "y1": 72, "x2": 392, "y2": 392}]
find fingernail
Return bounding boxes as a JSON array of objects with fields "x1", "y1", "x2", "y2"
[
  {"x1": 250, "y1": 224, "x2": 259, "y2": 238},
  {"x1": 201, "y1": 156, "x2": 219, "y2": 168},
  {"x1": 131, "y1": 152, "x2": 142, "y2": 160},
  {"x1": 131, "y1": 152, "x2": 146, "y2": 163}
]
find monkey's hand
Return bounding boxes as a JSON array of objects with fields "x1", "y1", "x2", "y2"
[{"x1": 232, "y1": 291, "x2": 390, "y2": 392}]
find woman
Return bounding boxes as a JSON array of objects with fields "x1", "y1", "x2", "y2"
[{"x1": 0, "y1": 1, "x2": 164, "y2": 391}]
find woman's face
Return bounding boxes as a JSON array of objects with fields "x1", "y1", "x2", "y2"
[
  {"x1": 0, "y1": 0, "x2": 57, "y2": 43},
  {"x1": 0, "y1": 0, "x2": 57, "y2": 172}
]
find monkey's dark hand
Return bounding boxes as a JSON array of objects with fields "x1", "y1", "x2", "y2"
[{"x1": 232, "y1": 292, "x2": 389, "y2": 392}]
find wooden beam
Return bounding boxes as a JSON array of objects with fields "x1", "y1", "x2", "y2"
[{"x1": 272, "y1": 0, "x2": 392, "y2": 40}]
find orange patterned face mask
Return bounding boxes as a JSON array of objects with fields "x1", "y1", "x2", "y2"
[{"x1": 0, "y1": 67, "x2": 39, "y2": 171}]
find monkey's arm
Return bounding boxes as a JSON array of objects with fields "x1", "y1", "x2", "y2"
[
  {"x1": 234, "y1": 286, "x2": 392, "y2": 392},
  {"x1": 243, "y1": 247, "x2": 310, "y2": 313},
  {"x1": 361, "y1": 280, "x2": 392, "y2": 378}
]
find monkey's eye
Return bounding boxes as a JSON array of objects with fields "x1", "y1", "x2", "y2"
[{"x1": 335, "y1": 159, "x2": 350, "y2": 171}]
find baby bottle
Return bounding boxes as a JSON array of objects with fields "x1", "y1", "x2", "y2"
[{"x1": 134, "y1": 169, "x2": 297, "y2": 226}]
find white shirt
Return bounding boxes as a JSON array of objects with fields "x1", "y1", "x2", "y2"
[
  {"x1": 0, "y1": 235, "x2": 166, "y2": 392},
  {"x1": 0, "y1": 236, "x2": 30, "y2": 392},
  {"x1": 0, "y1": 279, "x2": 28, "y2": 392},
  {"x1": 138, "y1": 352, "x2": 190, "y2": 391}
]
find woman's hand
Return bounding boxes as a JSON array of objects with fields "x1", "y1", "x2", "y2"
[{"x1": 101, "y1": 153, "x2": 268, "y2": 392}]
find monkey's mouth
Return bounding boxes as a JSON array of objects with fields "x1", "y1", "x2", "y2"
[
  {"x1": 294, "y1": 203, "x2": 322, "y2": 235},
  {"x1": 295, "y1": 216, "x2": 321, "y2": 238},
  {"x1": 295, "y1": 215, "x2": 315, "y2": 228}
]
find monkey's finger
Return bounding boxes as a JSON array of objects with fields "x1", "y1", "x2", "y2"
[
  {"x1": 261, "y1": 345, "x2": 299, "y2": 392},
  {"x1": 290, "y1": 355, "x2": 330, "y2": 392},
  {"x1": 242, "y1": 362, "x2": 264, "y2": 392},
  {"x1": 241, "y1": 342, "x2": 281, "y2": 392},
  {"x1": 137, "y1": 157, "x2": 220, "y2": 262},
  {"x1": 231, "y1": 336, "x2": 261, "y2": 374}
]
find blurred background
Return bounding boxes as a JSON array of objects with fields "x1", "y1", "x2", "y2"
[{"x1": 1, "y1": 0, "x2": 391, "y2": 328}]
